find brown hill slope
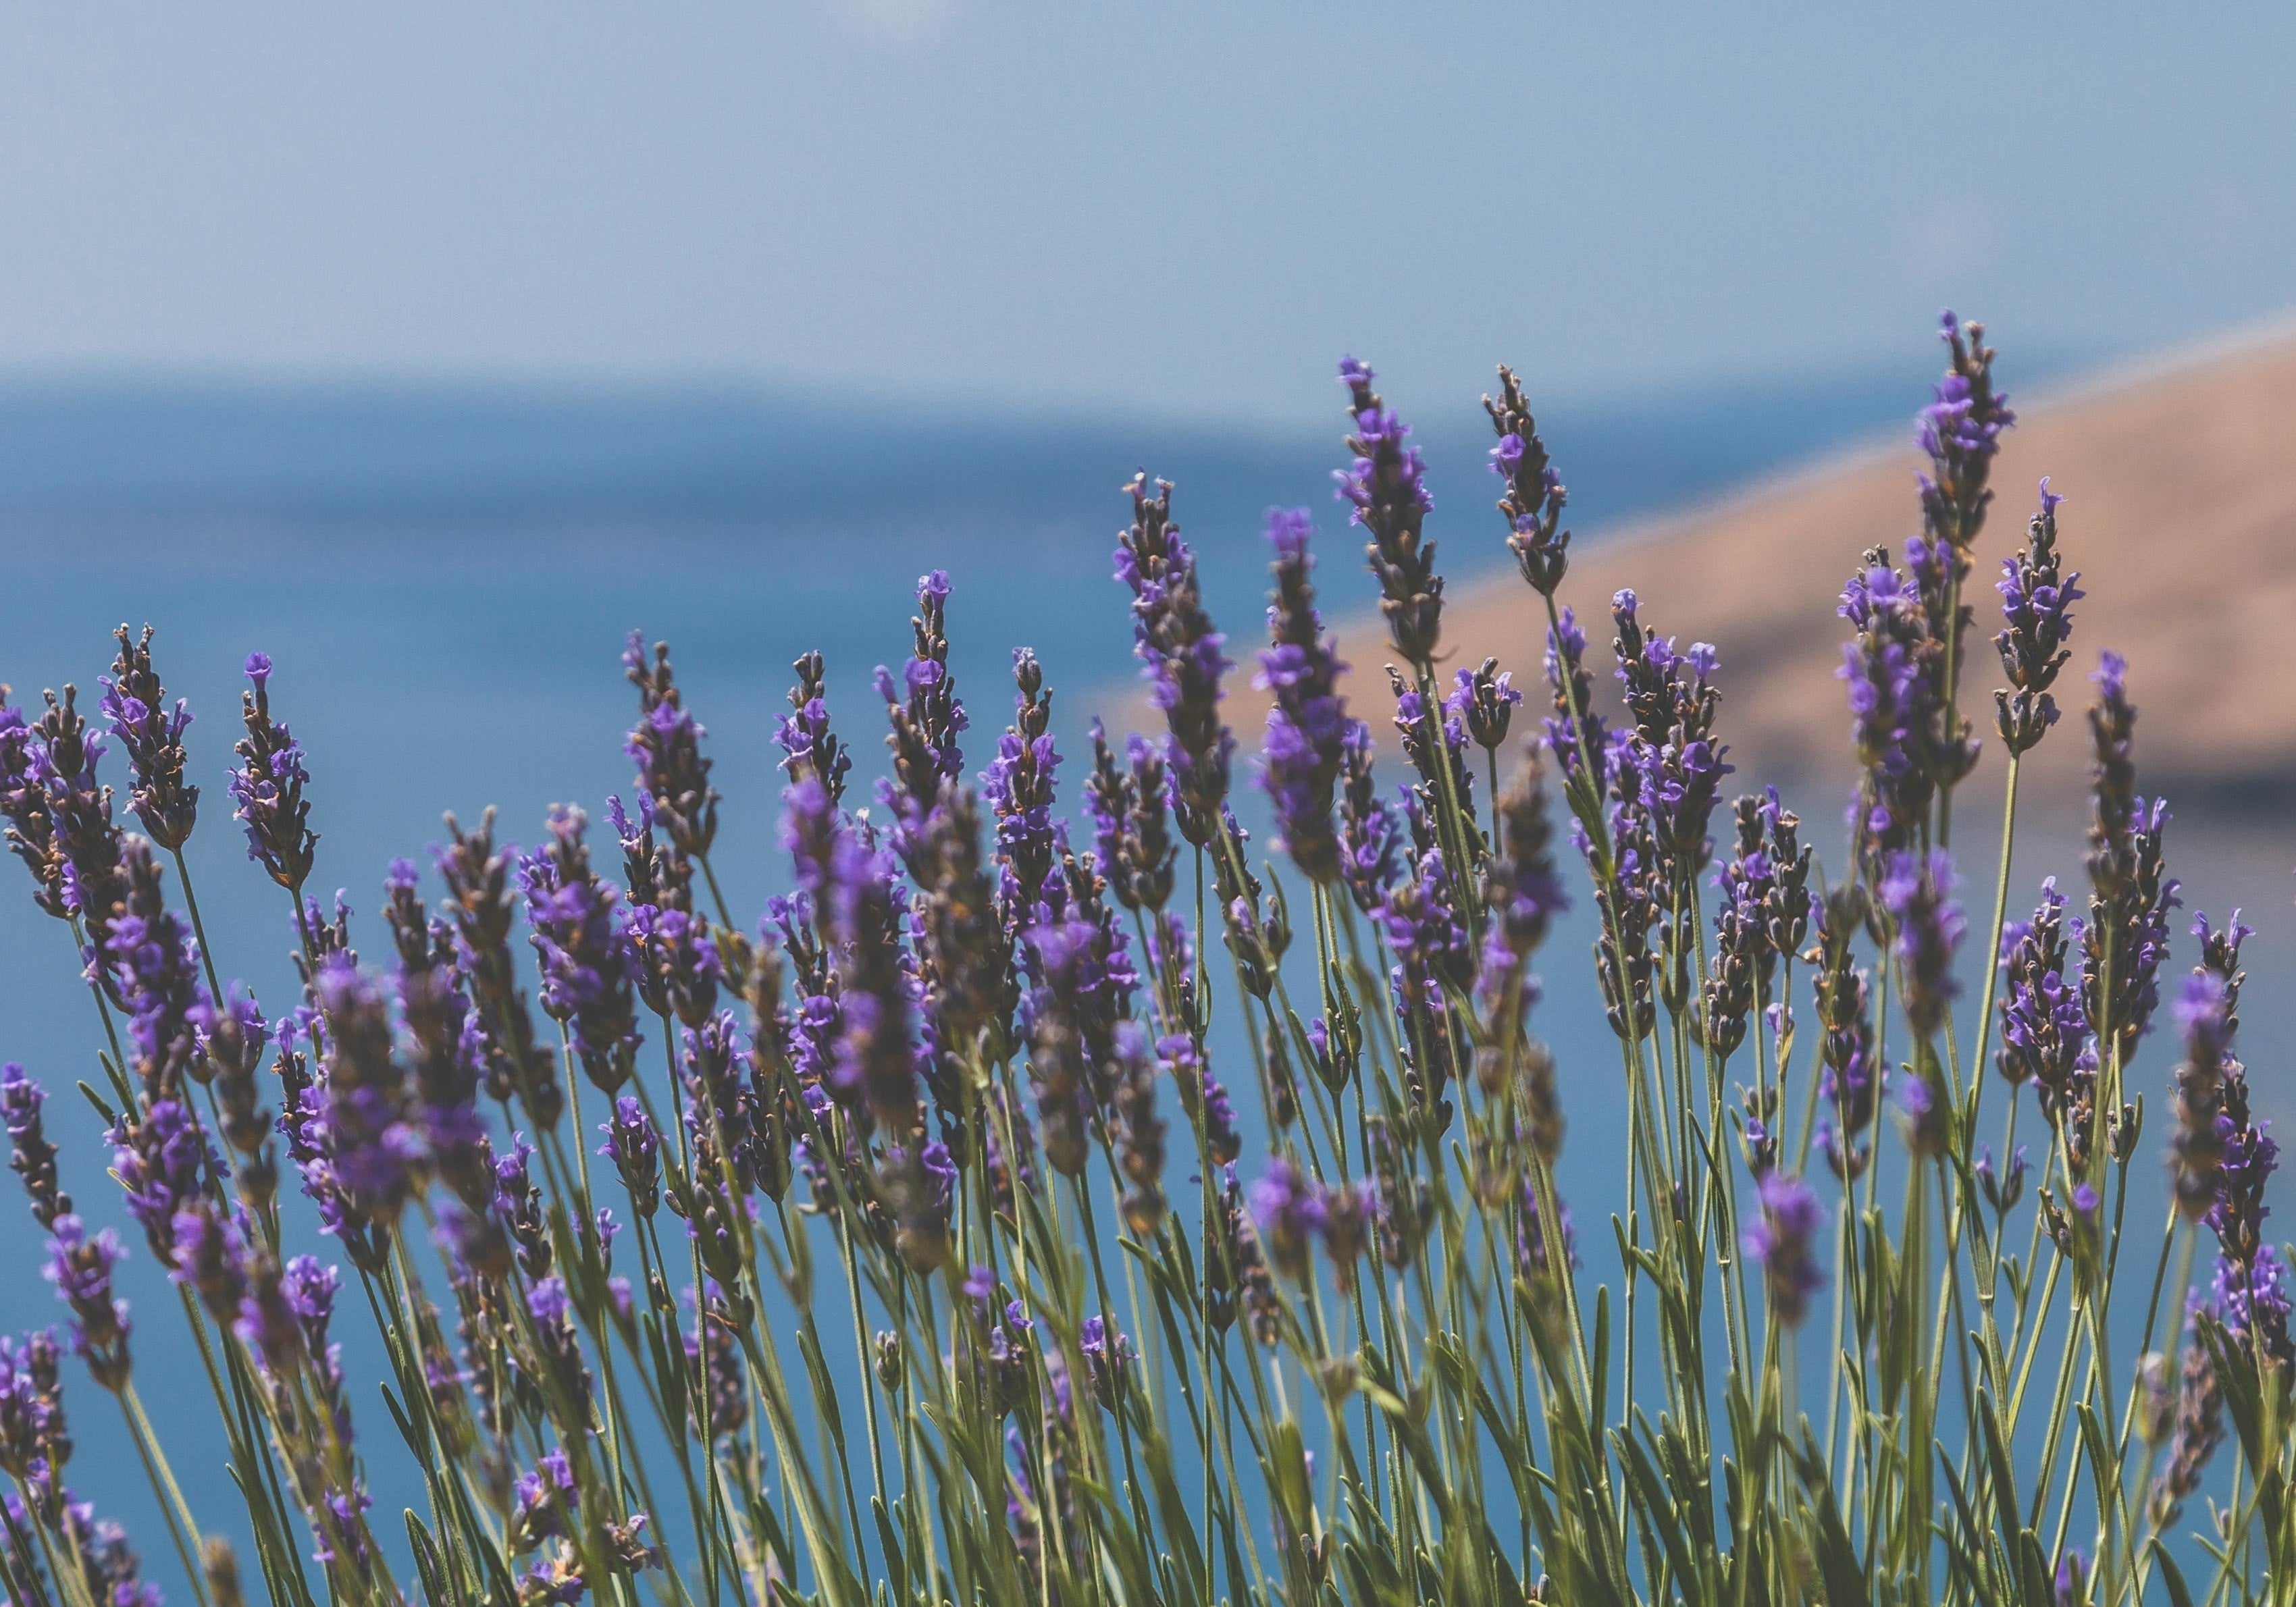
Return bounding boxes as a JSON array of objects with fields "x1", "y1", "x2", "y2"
[{"x1": 1380, "y1": 325, "x2": 2296, "y2": 819}]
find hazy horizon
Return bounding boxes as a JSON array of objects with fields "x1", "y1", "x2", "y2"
[{"x1": 3, "y1": 6, "x2": 2292, "y2": 424}]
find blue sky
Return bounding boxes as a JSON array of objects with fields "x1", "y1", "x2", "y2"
[{"x1": 1, "y1": 3, "x2": 2291, "y2": 422}]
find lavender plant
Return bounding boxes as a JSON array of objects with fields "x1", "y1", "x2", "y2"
[{"x1": 0, "y1": 312, "x2": 2290, "y2": 1607}]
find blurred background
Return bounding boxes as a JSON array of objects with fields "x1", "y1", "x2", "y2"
[{"x1": 3, "y1": 1, "x2": 2293, "y2": 1590}]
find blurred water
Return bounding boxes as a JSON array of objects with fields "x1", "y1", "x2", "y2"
[{"x1": 7, "y1": 357, "x2": 2287, "y2": 1597}]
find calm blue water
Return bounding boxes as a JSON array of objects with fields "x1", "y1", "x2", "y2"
[{"x1": 5, "y1": 361, "x2": 2284, "y2": 1596}]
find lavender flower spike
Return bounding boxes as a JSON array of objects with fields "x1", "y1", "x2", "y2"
[
  {"x1": 777, "y1": 650, "x2": 852, "y2": 806},
  {"x1": 99, "y1": 625, "x2": 199, "y2": 851},
  {"x1": 2167, "y1": 971, "x2": 2233, "y2": 1223},
  {"x1": 1449, "y1": 660, "x2": 1521, "y2": 755},
  {"x1": 1995, "y1": 878, "x2": 2086, "y2": 1100},
  {"x1": 43, "y1": 1215, "x2": 133, "y2": 1389},
  {"x1": 1115, "y1": 473, "x2": 1232, "y2": 845},
  {"x1": 1743, "y1": 1171, "x2": 1825, "y2": 1327},
  {"x1": 230, "y1": 652, "x2": 318, "y2": 894},
  {"x1": 624, "y1": 633, "x2": 721, "y2": 862},
  {"x1": 1256, "y1": 506, "x2": 1351, "y2": 882},
  {"x1": 2147, "y1": 1316, "x2": 2224, "y2": 1528},
  {"x1": 1, "y1": 687, "x2": 68, "y2": 917},
  {"x1": 3, "y1": 1061, "x2": 71, "y2": 1229},
  {"x1": 33, "y1": 686, "x2": 132, "y2": 976},
  {"x1": 1993, "y1": 479, "x2": 2082, "y2": 754},
  {"x1": 1880, "y1": 848, "x2": 1964, "y2": 1043},
  {"x1": 1486, "y1": 363, "x2": 1571, "y2": 595},
  {"x1": 879, "y1": 571, "x2": 970, "y2": 857},
  {"x1": 2081, "y1": 649, "x2": 2178, "y2": 1061},
  {"x1": 1917, "y1": 311, "x2": 2015, "y2": 557},
  {"x1": 1337, "y1": 357, "x2": 1442, "y2": 663},
  {"x1": 518, "y1": 806, "x2": 642, "y2": 1093}
]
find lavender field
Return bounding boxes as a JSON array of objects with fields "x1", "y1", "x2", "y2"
[{"x1": 2, "y1": 324, "x2": 2292, "y2": 1606}]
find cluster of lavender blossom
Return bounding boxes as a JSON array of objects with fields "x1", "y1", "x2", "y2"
[{"x1": 0, "y1": 311, "x2": 2288, "y2": 1607}]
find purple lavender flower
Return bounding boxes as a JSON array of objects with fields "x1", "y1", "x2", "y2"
[
  {"x1": 2168, "y1": 972, "x2": 2233, "y2": 1223},
  {"x1": 0, "y1": 689, "x2": 68, "y2": 918},
  {"x1": 681, "y1": 1009, "x2": 762, "y2": 1196},
  {"x1": 1250, "y1": 1157, "x2": 1326, "y2": 1283},
  {"x1": 1541, "y1": 604, "x2": 1611, "y2": 796},
  {"x1": 1336, "y1": 357, "x2": 1442, "y2": 663},
  {"x1": 1115, "y1": 475, "x2": 1232, "y2": 845},
  {"x1": 1256, "y1": 506, "x2": 1351, "y2": 882},
  {"x1": 1611, "y1": 590, "x2": 1719, "y2": 753},
  {"x1": 1916, "y1": 311, "x2": 2015, "y2": 556},
  {"x1": 627, "y1": 902, "x2": 721, "y2": 1032},
  {"x1": 1317, "y1": 1181, "x2": 1374, "y2": 1292},
  {"x1": 1388, "y1": 668, "x2": 1479, "y2": 833},
  {"x1": 1814, "y1": 941, "x2": 1881, "y2": 1182},
  {"x1": 1020, "y1": 918, "x2": 1101, "y2": 1178},
  {"x1": 511, "y1": 1447, "x2": 579, "y2": 1550},
  {"x1": 525, "y1": 1274, "x2": 590, "y2": 1403},
  {"x1": 1106, "y1": 1022, "x2": 1167, "y2": 1236},
  {"x1": 229, "y1": 653, "x2": 317, "y2": 895},
  {"x1": 53, "y1": 1498, "x2": 163, "y2": 1607},
  {"x1": 2081, "y1": 652, "x2": 2179, "y2": 1061},
  {"x1": 1085, "y1": 723, "x2": 1177, "y2": 916},
  {"x1": 1486, "y1": 365, "x2": 1571, "y2": 595},
  {"x1": 382, "y1": 866, "x2": 493, "y2": 1228},
  {"x1": 192, "y1": 986, "x2": 274, "y2": 1201},
  {"x1": 167, "y1": 1198, "x2": 251, "y2": 1329},
  {"x1": 623, "y1": 633, "x2": 720, "y2": 862},
  {"x1": 2148, "y1": 1315, "x2": 2224, "y2": 1528},
  {"x1": 1879, "y1": 849, "x2": 1964, "y2": 1043},
  {"x1": 494, "y1": 1134, "x2": 551, "y2": 1280},
  {"x1": 2212, "y1": 1246, "x2": 2293, "y2": 1375},
  {"x1": 1476, "y1": 759, "x2": 1569, "y2": 1114},
  {"x1": 0, "y1": 1327, "x2": 70, "y2": 1492},
  {"x1": 27, "y1": 690, "x2": 136, "y2": 1011},
  {"x1": 519, "y1": 806, "x2": 642, "y2": 1092},
  {"x1": 825, "y1": 830, "x2": 920, "y2": 1144},
  {"x1": 1609, "y1": 591, "x2": 1730, "y2": 874},
  {"x1": 1697, "y1": 809, "x2": 1766, "y2": 1063},
  {"x1": 110, "y1": 1097, "x2": 211, "y2": 1265},
  {"x1": 1593, "y1": 788, "x2": 1662, "y2": 1044},
  {"x1": 99, "y1": 625, "x2": 199, "y2": 851},
  {"x1": 1380, "y1": 826, "x2": 1473, "y2": 1030},
  {"x1": 2, "y1": 1062, "x2": 70, "y2": 1230},
  {"x1": 878, "y1": 1137, "x2": 955, "y2": 1275},
  {"x1": 776, "y1": 649, "x2": 852, "y2": 806},
  {"x1": 1448, "y1": 659, "x2": 1520, "y2": 754},
  {"x1": 907, "y1": 785, "x2": 1014, "y2": 1107},
  {"x1": 1335, "y1": 721, "x2": 1402, "y2": 916},
  {"x1": 605, "y1": 789, "x2": 692, "y2": 915},
  {"x1": 1484, "y1": 757, "x2": 1567, "y2": 970},
  {"x1": 1993, "y1": 479, "x2": 2082, "y2": 755},
  {"x1": 1975, "y1": 1142, "x2": 2030, "y2": 1217},
  {"x1": 600, "y1": 1095, "x2": 662, "y2": 1219},
  {"x1": 982, "y1": 649, "x2": 1060, "y2": 926},
  {"x1": 1996, "y1": 878, "x2": 2087, "y2": 1105},
  {"x1": 42, "y1": 1215, "x2": 132, "y2": 1388},
  {"x1": 1743, "y1": 1171, "x2": 1826, "y2": 1327},
  {"x1": 1159, "y1": 1032, "x2": 1238, "y2": 1169},
  {"x1": 311, "y1": 956, "x2": 423, "y2": 1259},
  {"x1": 1077, "y1": 1313, "x2": 1137, "y2": 1411},
  {"x1": 1837, "y1": 554, "x2": 1967, "y2": 864},
  {"x1": 105, "y1": 837, "x2": 209, "y2": 1103},
  {"x1": 2206, "y1": 1051, "x2": 2278, "y2": 1270},
  {"x1": 878, "y1": 571, "x2": 970, "y2": 858}
]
